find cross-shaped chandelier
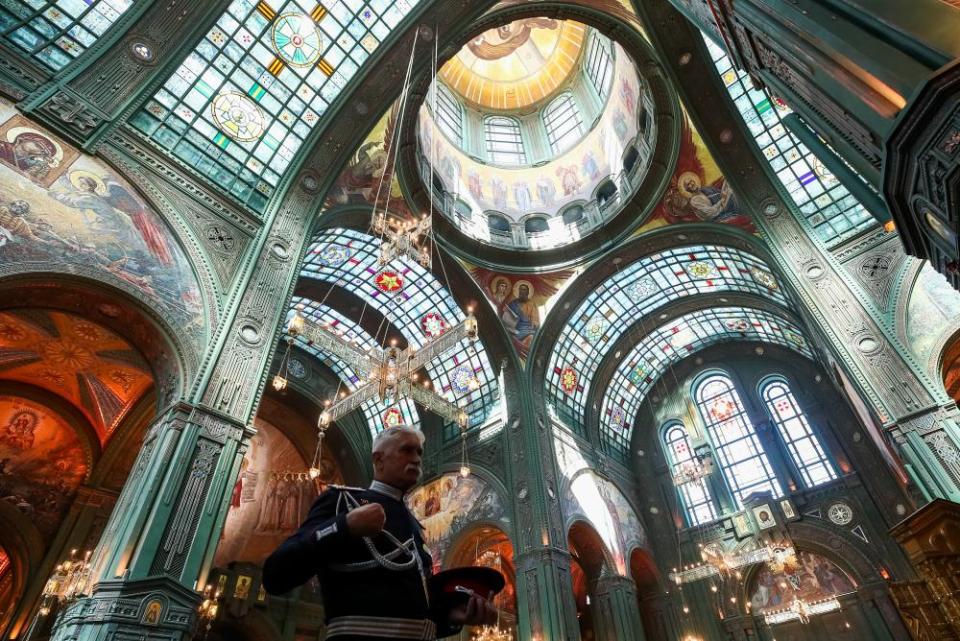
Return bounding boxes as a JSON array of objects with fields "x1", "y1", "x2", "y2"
[
  {"x1": 669, "y1": 543, "x2": 797, "y2": 585},
  {"x1": 373, "y1": 212, "x2": 433, "y2": 268},
  {"x1": 286, "y1": 307, "x2": 477, "y2": 429}
]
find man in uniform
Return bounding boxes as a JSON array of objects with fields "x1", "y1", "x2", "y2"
[{"x1": 263, "y1": 426, "x2": 497, "y2": 639}]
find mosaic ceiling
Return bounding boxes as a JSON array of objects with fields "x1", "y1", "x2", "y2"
[{"x1": 0, "y1": 310, "x2": 153, "y2": 441}]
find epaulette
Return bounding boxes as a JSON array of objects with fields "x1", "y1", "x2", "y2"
[{"x1": 328, "y1": 484, "x2": 364, "y2": 492}]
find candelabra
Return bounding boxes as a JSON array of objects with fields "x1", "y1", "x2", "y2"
[
  {"x1": 197, "y1": 583, "x2": 223, "y2": 637},
  {"x1": 37, "y1": 549, "x2": 92, "y2": 617}
]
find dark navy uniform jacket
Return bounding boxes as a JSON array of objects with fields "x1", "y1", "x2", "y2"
[{"x1": 262, "y1": 482, "x2": 460, "y2": 639}]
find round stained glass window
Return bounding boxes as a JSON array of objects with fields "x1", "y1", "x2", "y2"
[
  {"x1": 272, "y1": 13, "x2": 323, "y2": 68},
  {"x1": 211, "y1": 92, "x2": 266, "y2": 142}
]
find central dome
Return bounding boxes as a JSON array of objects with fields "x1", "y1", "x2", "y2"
[
  {"x1": 440, "y1": 19, "x2": 586, "y2": 111},
  {"x1": 413, "y1": 17, "x2": 671, "y2": 261}
]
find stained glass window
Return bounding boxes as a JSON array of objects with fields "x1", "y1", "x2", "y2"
[
  {"x1": 664, "y1": 422, "x2": 717, "y2": 526},
  {"x1": 301, "y1": 227, "x2": 500, "y2": 441},
  {"x1": 131, "y1": 0, "x2": 421, "y2": 212},
  {"x1": 761, "y1": 377, "x2": 837, "y2": 487},
  {"x1": 431, "y1": 82, "x2": 462, "y2": 144},
  {"x1": 705, "y1": 38, "x2": 876, "y2": 247},
  {"x1": 546, "y1": 244, "x2": 788, "y2": 437},
  {"x1": 600, "y1": 307, "x2": 811, "y2": 459},
  {"x1": 0, "y1": 0, "x2": 133, "y2": 70},
  {"x1": 484, "y1": 116, "x2": 526, "y2": 167},
  {"x1": 695, "y1": 374, "x2": 782, "y2": 506},
  {"x1": 544, "y1": 93, "x2": 584, "y2": 154},
  {"x1": 585, "y1": 31, "x2": 613, "y2": 100},
  {"x1": 288, "y1": 296, "x2": 420, "y2": 434}
]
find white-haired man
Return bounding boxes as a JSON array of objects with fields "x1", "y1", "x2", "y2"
[{"x1": 263, "y1": 426, "x2": 496, "y2": 639}]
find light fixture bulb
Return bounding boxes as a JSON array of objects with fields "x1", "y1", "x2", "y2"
[
  {"x1": 272, "y1": 375, "x2": 288, "y2": 391},
  {"x1": 460, "y1": 465, "x2": 471, "y2": 478},
  {"x1": 308, "y1": 467, "x2": 321, "y2": 479}
]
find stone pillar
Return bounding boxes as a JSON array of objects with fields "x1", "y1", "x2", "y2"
[
  {"x1": 889, "y1": 499, "x2": 960, "y2": 640},
  {"x1": 590, "y1": 574, "x2": 646, "y2": 641},
  {"x1": 48, "y1": 141, "x2": 319, "y2": 639},
  {"x1": 505, "y1": 366, "x2": 582, "y2": 641}
]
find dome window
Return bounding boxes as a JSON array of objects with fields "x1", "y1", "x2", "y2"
[{"x1": 484, "y1": 117, "x2": 527, "y2": 166}]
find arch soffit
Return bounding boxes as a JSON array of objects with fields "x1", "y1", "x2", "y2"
[
  {"x1": 0, "y1": 499, "x2": 46, "y2": 634},
  {"x1": 561, "y1": 468, "x2": 647, "y2": 564},
  {"x1": 0, "y1": 275, "x2": 187, "y2": 407},
  {"x1": 528, "y1": 222, "x2": 783, "y2": 381},
  {"x1": 394, "y1": 1, "x2": 683, "y2": 272},
  {"x1": 567, "y1": 518, "x2": 617, "y2": 578}
]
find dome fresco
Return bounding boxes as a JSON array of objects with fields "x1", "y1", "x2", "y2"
[
  {"x1": 418, "y1": 21, "x2": 658, "y2": 252},
  {"x1": 440, "y1": 19, "x2": 587, "y2": 111}
]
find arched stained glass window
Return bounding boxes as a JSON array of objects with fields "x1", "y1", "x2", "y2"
[
  {"x1": 663, "y1": 423, "x2": 717, "y2": 526},
  {"x1": 544, "y1": 93, "x2": 584, "y2": 154},
  {"x1": 761, "y1": 377, "x2": 837, "y2": 487},
  {"x1": 695, "y1": 374, "x2": 781, "y2": 506},
  {"x1": 432, "y1": 83, "x2": 463, "y2": 144},
  {"x1": 0, "y1": 0, "x2": 134, "y2": 70},
  {"x1": 484, "y1": 117, "x2": 526, "y2": 166},
  {"x1": 585, "y1": 32, "x2": 613, "y2": 100}
]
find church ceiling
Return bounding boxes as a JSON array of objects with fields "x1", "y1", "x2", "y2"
[
  {"x1": 439, "y1": 18, "x2": 586, "y2": 111},
  {"x1": 129, "y1": 0, "x2": 425, "y2": 212},
  {"x1": 0, "y1": 309, "x2": 152, "y2": 441}
]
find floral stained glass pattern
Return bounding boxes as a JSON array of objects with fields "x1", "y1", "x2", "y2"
[
  {"x1": 0, "y1": 0, "x2": 133, "y2": 71},
  {"x1": 132, "y1": 0, "x2": 422, "y2": 212}
]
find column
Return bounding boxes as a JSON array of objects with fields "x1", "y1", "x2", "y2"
[
  {"x1": 590, "y1": 574, "x2": 646, "y2": 641},
  {"x1": 506, "y1": 366, "x2": 582, "y2": 641}
]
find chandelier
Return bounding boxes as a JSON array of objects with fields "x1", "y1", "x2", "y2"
[
  {"x1": 762, "y1": 596, "x2": 841, "y2": 625},
  {"x1": 472, "y1": 625, "x2": 513, "y2": 641},
  {"x1": 672, "y1": 452, "x2": 714, "y2": 486},
  {"x1": 287, "y1": 308, "x2": 477, "y2": 430},
  {"x1": 37, "y1": 550, "x2": 92, "y2": 616},
  {"x1": 670, "y1": 543, "x2": 797, "y2": 585},
  {"x1": 373, "y1": 212, "x2": 432, "y2": 268}
]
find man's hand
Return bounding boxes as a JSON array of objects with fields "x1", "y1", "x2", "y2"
[
  {"x1": 448, "y1": 591, "x2": 498, "y2": 627},
  {"x1": 345, "y1": 503, "x2": 385, "y2": 537}
]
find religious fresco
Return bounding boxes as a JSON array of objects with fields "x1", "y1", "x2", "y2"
[
  {"x1": 439, "y1": 19, "x2": 585, "y2": 111},
  {"x1": 750, "y1": 551, "x2": 855, "y2": 614},
  {"x1": 469, "y1": 265, "x2": 577, "y2": 361},
  {"x1": 641, "y1": 115, "x2": 754, "y2": 234},
  {"x1": 420, "y1": 41, "x2": 646, "y2": 223},
  {"x1": 555, "y1": 434, "x2": 646, "y2": 576},
  {"x1": 0, "y1": 310, "x2": 153, "y2": 440},
  {"x1": 324, "y1": 105, "x2": 405, "y2": 210},
  {"x1": 905, "y1": 263, "x2": 960, "y2": 366},
  {"x1": 214, "y1": 419, "x2": 342, "y2": 566},
  {"x1": 407, "y1": 472, "x2": 508, "y2": 574},
  {"x1": 0, "y1": 545, "x2": 11, "y2": 622},
  {"x1": 0, "y1": 396, "x2": 87, "y2": 540},
  {"x1": 0, "y1": 102, "x2": 205, "y2": 351}
]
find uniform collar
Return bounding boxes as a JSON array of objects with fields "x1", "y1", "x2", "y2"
[{"x1": 369, "y1": 480, "x2": 404, "y2": 501}]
